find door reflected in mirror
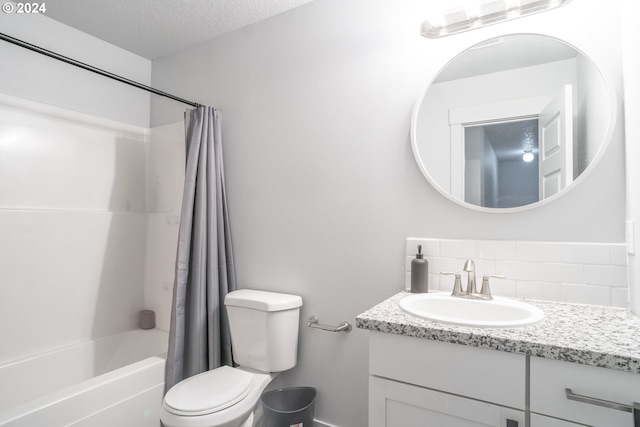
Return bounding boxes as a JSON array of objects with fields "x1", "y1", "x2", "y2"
[
  {"x1": 411, "y1": 34, "x2": 614, "y2": 212},
  {"x1": 463, "y1": 118, "x2": 539, "y2": 209}
]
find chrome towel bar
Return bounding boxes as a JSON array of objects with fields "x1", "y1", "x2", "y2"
[{"x1": 307, "y1": 315, "x2": 352, "y2": 332}]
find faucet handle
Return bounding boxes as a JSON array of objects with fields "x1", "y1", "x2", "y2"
[
  {"x1": 480, "y1": 274, "x2": 506, "y2": 299},
  {"x1": 440, "y1": 271, "x2": 464, "y2": 296}
]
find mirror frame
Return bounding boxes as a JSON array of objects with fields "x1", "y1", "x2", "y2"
[{"x1": 410, "y1": 33, "x2": 618, "y2": 213}]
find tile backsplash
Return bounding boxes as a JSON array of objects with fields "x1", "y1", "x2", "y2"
[{"x1": 406, "y1": 238, "x2": 629, "y2": 308}]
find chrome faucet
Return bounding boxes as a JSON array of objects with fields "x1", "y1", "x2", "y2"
[
  {"x1": 440, "y1": 271, "x2": 464, "y2": 296},
  {"x1": 480, "y1": 274, "x2": 507, "y2": 299},
  {"x1": 463, "y1": 259, "x2": 477, "y2": 294},
  {"x1": 441, "y1": 261, "x2": 506, "y2": 300}
]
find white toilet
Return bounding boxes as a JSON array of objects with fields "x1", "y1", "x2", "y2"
[{"x1": 160, "y1": 289, "x2": 303, "y2": 427}]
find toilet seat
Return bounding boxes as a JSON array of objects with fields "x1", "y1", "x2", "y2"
[
  {"x1": 161, "y1": 368, "x2": 276, "y2": 427},
  {"x1": 164, "y1": 366, "x2": 254, "y2": 416}
]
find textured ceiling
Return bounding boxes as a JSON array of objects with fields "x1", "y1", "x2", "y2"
[{"x1": 43, "y1": 0, "x2": 316, "y2": 59}]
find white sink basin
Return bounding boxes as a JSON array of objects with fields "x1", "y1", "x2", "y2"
[{"x1": 398, "y1": 293, "x2": 544, "y2": 328}]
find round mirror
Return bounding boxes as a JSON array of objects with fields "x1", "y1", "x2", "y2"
[{"x1": 411, "y1": 34, "x2": 615, "y2": 212}]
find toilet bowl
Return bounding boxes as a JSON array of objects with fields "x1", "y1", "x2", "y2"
[
  {"x1": 160, "y1": 289, "x2": 303, "y2": 427},
  {"x1": 161, "y1": 366, "x2": 275, "y2": 427}
]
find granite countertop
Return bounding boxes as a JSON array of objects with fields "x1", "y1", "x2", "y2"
[{"x1": 356, "y1": 291, "x2": 640, "y2": 374}]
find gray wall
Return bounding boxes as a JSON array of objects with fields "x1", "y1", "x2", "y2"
[{"x1": 151, "y1": 0, "x2": 627, "y2": 425}]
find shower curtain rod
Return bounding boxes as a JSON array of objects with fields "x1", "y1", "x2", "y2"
[{"x1": 0, "y1": 32, "x2": 202, "y2": 108}]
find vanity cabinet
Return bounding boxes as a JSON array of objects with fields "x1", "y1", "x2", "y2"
[
  {"x1": 368, "y1": 331, "x2": 526, "y2": 427},
  {"x1": 360, "y1": 291, "x2": 640, "y2": 426},
  {"x1": 370, "y1": 376, "x2": 525, "y2": 426},
  {"x1": 368, "y1": 331, "x2": 640, "y2": 427},
  {"x1": 530, "y1": 357, "x2": 640, "y2": 427},
  {"x1": 529, "y1": 414, "x2": 583, "y2": 426}
]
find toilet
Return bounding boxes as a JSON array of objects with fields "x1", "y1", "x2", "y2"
[{"x1": 160, "y1": 289, "x2": 303, "y2": 427}]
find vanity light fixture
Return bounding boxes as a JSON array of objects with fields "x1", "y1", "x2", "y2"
[{"x1": 421, "y1": 0, "x2": 573, "y2": 38}]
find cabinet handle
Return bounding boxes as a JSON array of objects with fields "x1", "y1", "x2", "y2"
[
  {"x1": 565, "y1": 388, "x2": 638, "y2": 413},
  {"x1": 565, "y1": 389, "x2": 640, "y2": 427}
]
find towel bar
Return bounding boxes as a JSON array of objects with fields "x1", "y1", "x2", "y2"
[{"x1": 307, "y1": 315, "x2": 352, "y2": 332}]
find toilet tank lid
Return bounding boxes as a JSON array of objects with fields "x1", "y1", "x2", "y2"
[{"x1": 225, "y1": 289, "x2": 302, "y2": 312}]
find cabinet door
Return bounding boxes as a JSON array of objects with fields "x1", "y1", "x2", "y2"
[
  {"x1": 530, "y1": 413, "x2": 584, "y2": 426},
  {"x1": 369, "y1": 331, "x2": 526, "y2": 410},
  {"x1": 370, "y1": 376, "x2": 525, "y2": 427},
  {"x1": 530, "y1": 357, "x2": 640, "y2": 427}
]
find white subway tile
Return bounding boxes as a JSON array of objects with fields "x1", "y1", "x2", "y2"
[
  {"x1": 516, "y1": 241, "x2": 562, "y2": 262},
  {"x1": 560, "y1": 284, "x2": 611, "y2": 306},
  {"x1": 516, "y1": 281, "x2": 561, "y2": 301},
  {"x1": 495, "y1": 260, "x2": 538, "y2": 281},
  {"x1": 405, "y1": 254, "x2": 451, "y2": 273},
  {"x1": 556, "y1": 243, "x2": 611, "y2": 265},
  {"x1": 475, "y1": 259, "x2": 497, "y2": 277},
  {"x1": 487, "y1": 278, "x2": 516, "y2": 298},
  {"x1": 428, "y1": 273, "x2": 441, "y2": 292},
  {"x1": 536, "y1": 263, "x2": 584, "y2": 283},
  {"x1": 477, "y1": 240, "x2": 517, "y2": 260},
  {"x1": 611, "y1": 287, "x2": 630, "y2": 308},
  {"x1": 584, "y1": 265, "x2": 628, "y2": 287},
  {"x1": 517, "y1": 242, "x2": 612, "y2": 264},
  {"x1": 610, "y1": 244, "x2": 628, "y2": 266},
  {"x1": 439, "y1": 275, "x2": 456, "y2": 293},
  {"x1": 406, "y1": 256, "x2": 456, "y2": 280},
  {"x1": 405, "y1": 237, "x2": 630, "y2": 306},
  {"x1": 406, "y1": 238, "x2": 439, "y2": 257},
  {"x1": 406, "y1": 271, "x2": 440, "y2": 292},
  {"x1": 429, "y1": 257, "x2": 459, "y2": 276},
  {"x1": 405, "y1": 256, "x2": 412, "y2": 272},
  {"x1": 440, "y1": 239, "x2": 476, "y2": 258}
]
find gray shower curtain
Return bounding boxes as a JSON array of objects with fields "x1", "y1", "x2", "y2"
[{"x1": 164, "y1": 106, "x2": 236, "y2": 393}]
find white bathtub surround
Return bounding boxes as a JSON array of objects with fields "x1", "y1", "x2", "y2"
[
  {"x1": 0, "y1": 329, "x2": 168, "y2": 427},
  {"x1": 144, "y1": 122, "x2": 186, "y2": 332},
  {"x1": 406, "y1": 238, "x2": 628, "y2": 307},
  {"x1": 0, "y1": 93, "x2": 183, "y2": 364},
  {"x1": 0, "y1": 94, "x2": 149, "y2": 363}
]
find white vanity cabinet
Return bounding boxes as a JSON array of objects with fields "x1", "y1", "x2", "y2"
[
  {"x1": 367, "y1": 331, "x2": 640, "y2": 427},
  {"x1": 529, "y1": 414, "x2": 583, "y2": 426},
  {"x1": 370, "y1": 376, "x2": 525, "y2": 426},
  {"x1": 529, "y1": 357, "x2": 640, "y2": 427},
  {"x1": 368, "y1": 331, "x2": 526, "y2": 427},
  {"x1": 360, "y1": 292, "x2": 640, "y2": 426}
]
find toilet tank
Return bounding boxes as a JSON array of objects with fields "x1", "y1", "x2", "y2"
[{"x1": 224, "y1": 289, "x2": 303, "y2": 373}]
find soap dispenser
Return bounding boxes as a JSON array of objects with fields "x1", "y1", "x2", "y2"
[{"x1": 410, "y1": 245, "x2": 429, "y2": 293}]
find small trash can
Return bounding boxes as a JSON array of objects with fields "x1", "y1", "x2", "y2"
[{"x1": 261, "y1": 387, "x2": 316, "y2": 427}]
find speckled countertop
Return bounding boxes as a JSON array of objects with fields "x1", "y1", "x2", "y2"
[{"x1": 356, "y1": 291, "x2": 640, "y2": 374}]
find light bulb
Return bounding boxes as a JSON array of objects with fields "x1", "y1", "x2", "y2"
[{"x1": 523, "y1": 151, "x2": 534, "y2": 162}]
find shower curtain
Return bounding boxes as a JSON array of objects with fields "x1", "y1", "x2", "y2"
[{"x1": 164, "y1": 106, "x2": 236, "y2": 392}]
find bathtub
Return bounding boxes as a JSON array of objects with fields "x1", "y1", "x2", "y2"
[{"x1": 0, "y1": 329, "x2": 168, "y2": 427}]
